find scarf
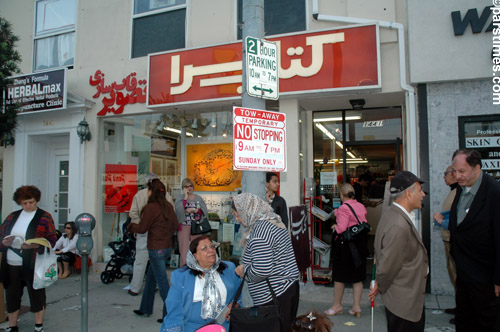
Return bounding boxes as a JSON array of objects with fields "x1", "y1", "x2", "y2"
[
  {"x1": 232, "y1": 193, "x2": 285, "y2": 248},
  {"x1": 186, "y1": 251, "x2": 223, "y2": 319}
]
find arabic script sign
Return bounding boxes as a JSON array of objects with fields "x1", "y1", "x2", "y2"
[
  {"x1": 149, "y1": 24, "x2": 379, "y2": 106},
  {"x1": 104, "y1": 164, "x2": 138, "y2": 213},
  {"x1": 233, "y1": 106, "x2": 286, "y2": 172},
  {"x1": 245, "y1": 37, "x2": 279, "y2": 100},
  {"x1": 89, "y1": 70, "x2": 147, "y2": 116},
  {"x1": 5, "y1": 69, "x2": 66, "y2": 114}
]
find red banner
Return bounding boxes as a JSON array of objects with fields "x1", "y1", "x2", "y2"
[{"x1": 104, "y1": 164, "x2": 138, "y2": 213}]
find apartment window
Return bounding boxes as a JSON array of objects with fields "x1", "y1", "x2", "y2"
[
  {"x1": 132, "y1": 0, "x2": 186, "y2": 58},
  {"x1": 34, "y1": 0, "x2": 76, "y2": 71},
  {"x1": 237, "y1": 0, "x2": 306, "y2": 39}
]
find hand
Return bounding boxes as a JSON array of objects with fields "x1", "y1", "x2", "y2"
[
  {"x1": 433, "y1": 212, "x2": 444, "y2": 224},
  {"x1": 235, "y1": 264, "x2": 245, "y2": 277},
  {"x1": 21, "y1": 243, "x2": 40, "y2": 250},
  {"x1": 55, "y1": 250, "x2": 62, "y2": 255},
  {"x1": 331, "y1": 224, "x2": 337, "y2": 232},
  {"x1": 266, "y1": 190, "x2": 272, "y2": 201},
  {"x1": 2, "y1": 237, "x2": 14, "y2": 247},
  {"x1": 183, "y1": 188, "x2": 189, "y2": 200},
  {"x1": 368, "y1": 280, "x2": 379, "y2": 302},
  {"x1": 495, "y1": 284, "x2": 500, "y2": 297}
]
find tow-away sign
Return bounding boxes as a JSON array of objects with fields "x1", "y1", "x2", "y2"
[{"x1": 233, "y1": 106, "x2": 286, "y2": 172}]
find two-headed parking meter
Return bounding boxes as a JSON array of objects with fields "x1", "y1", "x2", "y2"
[{"x1": 75, "y1": 213, "x2": 96, "y2": 332}]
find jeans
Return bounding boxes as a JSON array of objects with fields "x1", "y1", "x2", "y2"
[{"x1": 139, "y1": 248, "x2": 172, "y2": 317}]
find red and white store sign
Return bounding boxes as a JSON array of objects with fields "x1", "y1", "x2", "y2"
[
  {"x1": 148, "y1": 24, "x2": 379, "y2": 106},
  {"x1": 233, "y1": 107, "x2": 286, "y2": 172}
]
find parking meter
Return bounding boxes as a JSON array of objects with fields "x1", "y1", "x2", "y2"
[
  {"x1": 75, "y1": 213, "x2": 96, "y2": 254},
  {"x1": 74, "y1": 212, "x2": 95, "y2": 332}
]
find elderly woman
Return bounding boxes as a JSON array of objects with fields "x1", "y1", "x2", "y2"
[
  {"x1": 325, "y1": 183, "x2": 369, "y2": 318},
  {"x1": 174, "y1": 178, "x2": 208, "y2": 267},
  {"x1": 128, "y1": 179, "x2": 178, "y2": 322},
  {"x1": 232, "y1": 193, "x2": 299, "y2": 332},
  {"x1": 161, "y1": 235, "x2": 240, "y2": 332},
  {"x1": 0, "y1": 185, "x2": 57, "y2": 332},
  {"x1": 54, "y1": 221, "x2": 79, "y2": 279}
]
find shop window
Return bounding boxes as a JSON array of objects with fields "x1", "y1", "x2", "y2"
[
  {"x1": 34, "y1": 0, "x2": 76, "y2": 70},
  {"x1": 132, "y1": 0, "x2": 186, "y2": 58},
  {"x1": 237, "y1": 0, "x2": 306, "y2": 39}
]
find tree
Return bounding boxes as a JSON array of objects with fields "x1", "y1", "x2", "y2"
[{"x1": 0, "y1": 16, "x2": 21, "y2": 147}]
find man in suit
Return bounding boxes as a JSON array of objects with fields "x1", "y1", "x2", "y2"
[
  {"x1": 448, "y1": 149, "x2": 500, "y2": 331},
  {"x1": 266, "y1": 172, "x2": 289, "y2": 228},
  {"x1": 369, "y1": 171, "x2": 428, "y2": 332}
]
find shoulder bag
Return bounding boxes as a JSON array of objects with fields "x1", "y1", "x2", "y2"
[
  {"x1": 191, "y1": 212, "x2": 212, "y2": 235},
  {"x1": 229, "y1": 272, "x2": 281, "y2": 332},
  {"x1": 342, "y1": 203, "x2": 371, "y2": 242}
]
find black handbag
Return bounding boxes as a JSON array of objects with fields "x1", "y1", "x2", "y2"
[
  {"x1": 342, "y1": 203, "x2": 371, "y2": 242},
  {"x1": 190, "y1": 213, "x2": 212, "y2": 235},
  {"x1": 229, "y1": 273, "x2": 281, "y2": 332}
]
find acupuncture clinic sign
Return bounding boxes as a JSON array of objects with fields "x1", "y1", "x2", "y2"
[
  {"x1": 4, "y1": 69, "x2": 66, "y2": 114},
  {"x1": 233, "y1": 107, "x2": 286, "y2": 172}
]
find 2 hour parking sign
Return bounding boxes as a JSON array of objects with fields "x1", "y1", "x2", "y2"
[
  {"x1": 233, "y1": 106, "x2": 286, "y2": 172},
  {"x1": 245, "y1": 37, "x2": 279, "y2": 100}
]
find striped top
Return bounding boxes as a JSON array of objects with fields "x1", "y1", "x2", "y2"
[{"x1": 241, "y1": 220, "x2": 299, "y2": 305}]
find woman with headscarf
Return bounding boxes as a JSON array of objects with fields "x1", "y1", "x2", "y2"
[
  {"x1": 160, "y1": 235, "x2": 240, "y2": 332},
  {"x1": 232, "y1": 193, "x2": 300, "y2": 332}
]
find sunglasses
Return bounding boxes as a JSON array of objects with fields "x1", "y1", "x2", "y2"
[
  {"x1": 65, "y1": 227, "x2": 72, "y2": 230},
  {"x1": 183, "y1": 185, "x2": 194, "y2": 188}
]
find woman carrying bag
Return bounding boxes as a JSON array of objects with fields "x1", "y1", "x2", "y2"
[
  {"x1": 232, "y1": 193, "x2": 299, "y2": 332},
  {"x1": 325, "y1": 183, "x2": 370, "y2": 318}
]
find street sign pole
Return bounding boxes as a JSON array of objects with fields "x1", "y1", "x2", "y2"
[{"x1": 241, "y1": 0, "x2": 266, "y2": 198}]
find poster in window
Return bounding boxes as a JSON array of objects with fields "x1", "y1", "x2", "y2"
[
  {"x1": 187, "y1": 143, "x2": 242, "y2": 191},
  {"x1": 104, "y1": 164, "x2": 138, "y2": 213},
  {"x1": 459, "y1": 115, "x2": 500, "y2": 181},
  {"x1": 150, "y1": 157, "x2": 163, "y2": 175}
]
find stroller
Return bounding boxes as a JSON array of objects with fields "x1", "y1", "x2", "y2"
[{"x1": 101, "y1": 218, "x2": 136, "y2": 284}]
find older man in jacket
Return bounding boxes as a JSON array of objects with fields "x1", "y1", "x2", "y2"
[{"x1": 369, "y1": 171, "x2": 429, "y2": 332}]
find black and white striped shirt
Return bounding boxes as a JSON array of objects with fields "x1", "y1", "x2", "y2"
[{"x1": 241, "y1": 220, "x2": 299, "y2": 305}]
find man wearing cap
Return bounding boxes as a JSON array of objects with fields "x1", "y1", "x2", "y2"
[
  {"x1": 127, "y1": 174, "x2": 173, "y2": 296},
  {"x1": 449, "y1": 149, "x2": 500, "y2": 331},
  {"x1": 369, "y1": 171, "x2": 428, "y2": 332}
]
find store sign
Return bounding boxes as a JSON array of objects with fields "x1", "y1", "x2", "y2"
[
  {"x1": 245, "y1": 37, "x2": 279, "y2": 100},
  {"x1": 233, "y1": 106, "x2": 286, "y2": 172},
  {"x1": 460, "y1": 115, "x2": 500, "y2": 181},
  {"x1": 89, "y1": 70, "x2": 147, "y2": 116},
  {"x1": 4, "y1": 69, "x2": 66, "y2": 114},
  {"x1": 149, "y1": 24, "x2": 379, "y2": 106}
]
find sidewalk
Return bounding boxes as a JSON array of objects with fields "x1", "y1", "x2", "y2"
[{"x1": 0, "y1": 269, "x2": 456, "y2": 332}]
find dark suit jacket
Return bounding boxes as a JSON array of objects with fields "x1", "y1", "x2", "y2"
[
  {"x1": 271, "y1": 194, "x2": 288, "y2": 228},
  {"x1": 449, "y1": 172, "x2": 500, "y2": 286},
  {"x1": 374, "y1": 204, "x2": 428, "y2": 322}
]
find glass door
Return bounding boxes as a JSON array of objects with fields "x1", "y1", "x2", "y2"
[{"x1": 54, "y1": 156, "x2": 69, "y2": 231}]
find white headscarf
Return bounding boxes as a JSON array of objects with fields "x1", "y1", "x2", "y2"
[{"x1": 232, "y1": 193, "x2": 285, "y2": 248}]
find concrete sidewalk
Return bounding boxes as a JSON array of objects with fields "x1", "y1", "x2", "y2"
[{"x1": 0, "y1": 269, "x2": 456, "y2": 331}]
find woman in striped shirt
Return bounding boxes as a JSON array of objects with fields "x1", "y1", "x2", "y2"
[{"x1": 233, "y1": 193, "x2": 299, "y2": 332}]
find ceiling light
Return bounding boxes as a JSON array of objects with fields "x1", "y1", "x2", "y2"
[
  {"x1": 211, "y1": 113, "x2": 217, "y2": 128},
  {"x1": 165, "y1": 127, "x2": 193, "y2": 137},
  {"x1": 313, "y1": 116, "x2": 361, "y2": 122},
  {"x1": 315, "y1": 123, "x2": 334, "y2": 140},
  {"x1": 347, "y1": 151, "x2": 356, "y2": 159}
]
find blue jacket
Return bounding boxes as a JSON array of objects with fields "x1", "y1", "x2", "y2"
[{"x1": 161, "y1": 261, "x2": 241, "y2": 332}]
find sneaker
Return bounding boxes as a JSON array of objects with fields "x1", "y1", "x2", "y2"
[
  {"x1": 34, "y1": 326, "x2": 44, "y2": 332},
  {"x1": 5, "y1": 327, "x2": 19, "y2": 332}
]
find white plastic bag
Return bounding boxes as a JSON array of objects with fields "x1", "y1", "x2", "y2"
[{"x1": 33, "y1": 247, "x2": 58, "y2": 290}]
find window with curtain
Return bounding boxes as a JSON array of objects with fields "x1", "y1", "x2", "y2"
[
  {"x1": 34, "y1": 0, "x2": 76, "y2": 71},
  {"x1": 132, "y1": 0, "x2": 186, "y2": 58}
]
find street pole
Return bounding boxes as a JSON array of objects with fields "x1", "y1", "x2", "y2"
[
  {"x1": 81, "y1": 254, "x2": 88, "y2": 332},
  {"x1": 241, "y1": 0, "x2": 266, "y2": 198}
]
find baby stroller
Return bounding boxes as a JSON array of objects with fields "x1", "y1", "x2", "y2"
[{"x1": 101, "y1": 218, "x2": 136, "y2": 284}]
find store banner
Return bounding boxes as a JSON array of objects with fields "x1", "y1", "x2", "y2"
[
  {"x1": 104, "y1": 164, "x2": 138, "y2": 213},
  {"x1": 4, "y1": 69, "x2": 67, "y2": 114},
  {"x1": 148, "y1": 24, "x2": 379, "y2": 106},
  {"x1": 290, "y1": 205, "x2": 310, "y2": 272},
  {"x1": 233, "y1": 106, "x2": 286, "y2": 172}
]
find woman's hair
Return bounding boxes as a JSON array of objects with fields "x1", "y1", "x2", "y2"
[
  {"x1": 188, "y1": 235, "x2": 227, "y2": 276},
  {"x1": 291, "y1": 311, "x2": 332, "y2": 332},
  {"x1": 340, "y1": 183, "x2": 355, "y2": 199},
  {"x1": 13, "y1": 185, "x2": 41, "y2": 204},
  {"x1": 181, "y1": 177, "x2": 194, "y2": 188},
  {"x1": 146, "y1": 179, "x2": 172, "y2": 220},
  {"x1": 64, "y1": 221, "x2": 77, "y2": 240}
]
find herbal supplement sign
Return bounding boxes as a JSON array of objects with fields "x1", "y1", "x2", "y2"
[
  {"x1": 233, "y1": 106, "x2": 286, "y2": 172},
  {"x1": 245, "y1": 37, "x2": 279, "y2": 100}
]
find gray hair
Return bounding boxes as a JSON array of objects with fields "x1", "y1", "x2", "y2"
[{"x1": 391, "y1": 182, "x2": 417, "y2": 203}]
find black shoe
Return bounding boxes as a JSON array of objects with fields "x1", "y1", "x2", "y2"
[
  {"x1": 157, "y1": 318, "x2": 163, "y2": 323},
  {"x1": 444, "y1": 307, "x2": 456, "y2": 315},
  {"x1": 133, "y1": 310, "x2": 150, "y2": 317},
  {"x1": 128, "y1": 289, "x2": 139, "y2": 296},
  {"x1": 449, "y1": 318, "x2": 455, "y2": 325}
]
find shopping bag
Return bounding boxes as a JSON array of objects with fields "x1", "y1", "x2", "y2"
[{"x1": 33, "y1": 246, "x2": 58, "y2": 290}]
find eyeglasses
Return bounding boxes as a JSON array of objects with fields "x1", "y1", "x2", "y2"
[
  {"x1": 65, "y1": 227, "x2": 72, "y2": 230},
  {"x1": 183, "y1": 185, "x2": 194, "y2": 188},
  {"x1": 199, "y1": 244, "x2": 219, "y2": 252}
]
